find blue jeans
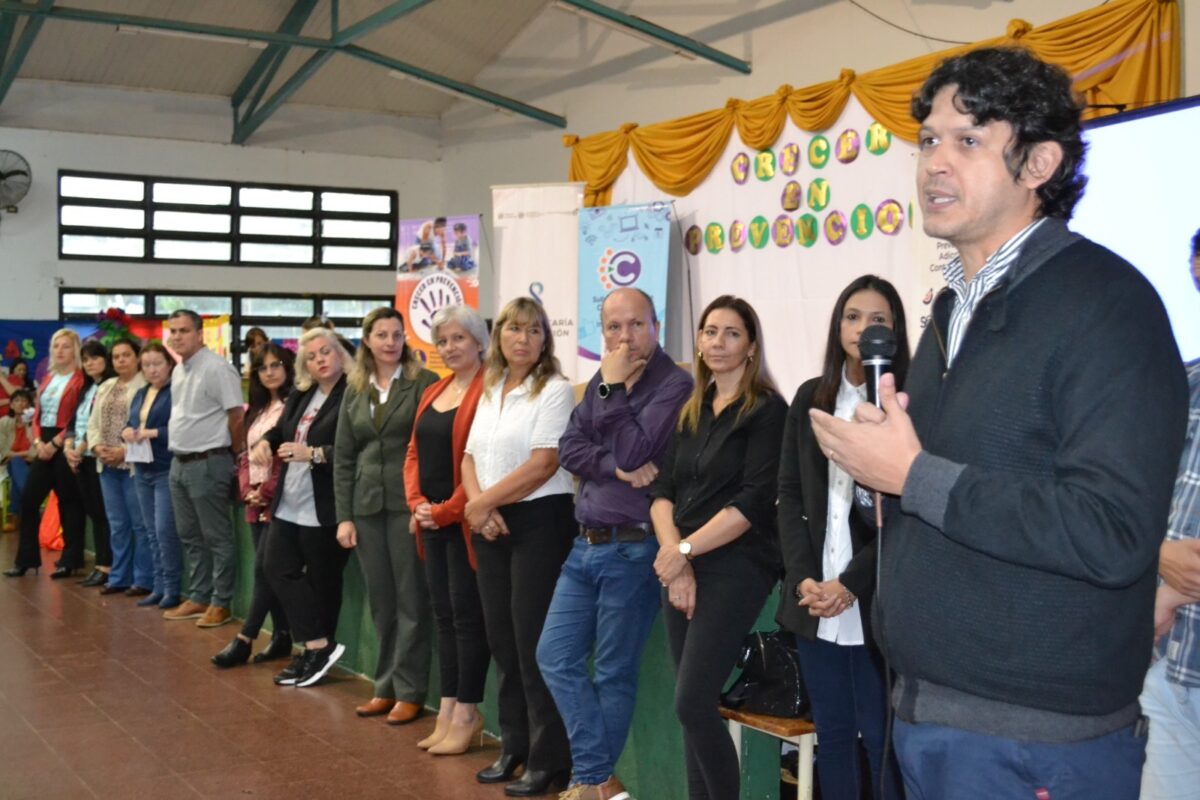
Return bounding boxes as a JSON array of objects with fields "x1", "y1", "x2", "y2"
[
  {"x1": 134, "y1": 467, "x2": 182, "y2": 598},
  {"x1": 1140, "y1": 656, "x2": 1200, "y2": 799},
  {"x1": 99, "y1": 466, "x2": 153, "y2": 588},
  {"x1": 795, "y1": 637, "x2": 902, "y2": 800},
  {"x1": 536, "y1": 535, "x2": 662, "y2": 785},
  {"x1": 7, "y1": 456, "x2": 29, "y2": 515},
  {"x1": 893, "y1": 716, "x2": 1146, "y2": 800}
]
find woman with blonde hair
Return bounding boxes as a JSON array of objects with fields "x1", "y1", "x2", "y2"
[
  {"x1": 650, "y1": 295, "x2": 787, "y2": 800},
  {"x1": 252, "y1": 328, "x2": 354, "y2": 687},
  {"x1": 5, "y1": 329, "x2": 89, "y2": 578},
  {"x1": 462, "y1": 296, "x2": 576, "y2": 795},
  {"x1": 334, "y1": 307, "x2": 438, "y2": 719}
]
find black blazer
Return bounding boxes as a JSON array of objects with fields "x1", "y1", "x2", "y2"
[
  {"x1": 775, "y1": 377, "x2": 879, "y2": 642},
  {"x1": 262, "y1": 376, "x2": 347, "y2": 527}
]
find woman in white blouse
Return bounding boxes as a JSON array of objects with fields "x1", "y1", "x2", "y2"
[{"x1": 461, "y1": 296, "x2": 576, "y2": 796}]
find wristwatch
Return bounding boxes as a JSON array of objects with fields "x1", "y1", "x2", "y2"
[
  {"x1": 310, "y1": 446, "x2": 325, "y2": 466},
  {"x1": 596, "y1": 381, "x2": 625, "y2": 400},
  {"x1": 678, "y1": 540, "x2": 693, "y2": 560}
]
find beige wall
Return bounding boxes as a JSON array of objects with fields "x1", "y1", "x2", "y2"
[
  {"x1": 439, "y1": 0, "x2": 1198, "y2": 314},
  {"x1": 0, "y1": 0, "x2": 1193, "y2": 319}
]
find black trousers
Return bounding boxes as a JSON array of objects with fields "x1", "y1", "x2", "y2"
[
  {"x1": 264, "y1": 517, "x2": 348, "y2": 644},
  {"x1": 242, "y1": 521, "x2": 289, "y2": 640},
  {"x1": 663, "y1": 553, "x2": 774, "y2": 800},
  {"x1": 16, "y1": 435, "x2": 86, "y2": 570},
  {"x1": 423, "y1": 523, "x2": 489, "y2": 703},
  {"x1": 473, "y1": 493, "x2": 574, "y2": 772},
  {"x1": 77, "y1": 456, "x2": 111, "y2": 568}
]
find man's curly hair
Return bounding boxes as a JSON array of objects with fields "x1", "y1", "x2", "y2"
[{"x1": 912, "y1": 47, "x2": 1087, "y2": 221}]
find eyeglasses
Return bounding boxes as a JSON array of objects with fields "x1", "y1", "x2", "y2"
[{"x1": 257, "y1": 361, "x2": 285, "y2": 373}]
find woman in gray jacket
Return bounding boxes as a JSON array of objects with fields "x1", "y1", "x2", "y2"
[{"x1": 335, "y1": 307, "x2": 437, "y2": 724}]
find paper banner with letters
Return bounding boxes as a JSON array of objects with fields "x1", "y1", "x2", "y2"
[
  {"x1": 611, "y1": 96, "x2": 922, "y2": 398},
  {"x1": 576, "y1": 202, "x2": 671, "y2": 371}
]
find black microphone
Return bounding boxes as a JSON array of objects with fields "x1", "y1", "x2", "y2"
[{"x1": 858, "y1": 324, "x2": 896, "y2": 408}]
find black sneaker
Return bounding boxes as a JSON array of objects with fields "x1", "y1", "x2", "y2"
[
  {"x1": 274, "y1": 651, "x2": 311, "y2": 686},
  {"x1": 295, "y1": 642, "x2": 346, "y2": 688}
]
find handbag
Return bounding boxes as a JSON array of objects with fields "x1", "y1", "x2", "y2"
[{"x1": 719, "y1": 630, "x2": 810, "y2": 719}]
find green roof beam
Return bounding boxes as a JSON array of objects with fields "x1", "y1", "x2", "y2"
[
  {"x1": 0, "y1": 2, "x2": 332, "y2": 50},
  {"x1": 0, "y1": 0, "x2": 567, "y2": 130},
  {"x1": 344, "y1": 44, "x2": 566, "y2": 128},
  {"x1": 332, "y1": 0, "x2": 434, "y2": 46},
  {"x1": 231, "y1": 0, "x2": 320, "y2": 109},
  {"x1": 233, "y1": 49, "x2": 334, "y2": 144},
  {"x1": 0, "y1": 14, "x2": 18, "y2": 63},
  {"x1": 0, "y1": 0, "x2": 54, "y2": 104},
  {"x1": 555, "y1": 0, "x2": 750, "y2": 75}
]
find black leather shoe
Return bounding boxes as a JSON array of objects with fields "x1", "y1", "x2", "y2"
[
  {"x1": 212, "y1": 636, "x2": 252, "y2": 669},
  {"x1": 49, "y1": 566, "x2": 78, "y2": 580},
  {"x1": 80, "y1": 570, "x2": 108, "y2": 587},
  {"x1": 3, "y1": 566, "x2": 37, "y2": 577},
  {"x1": 252, "y1": 631, "x2": 293, "y2": 664},
  {"x1": 77, "y1": 568, "x2": 102, "y2": 584},
  {"x1": 99, "y1": 584, "x2": 130, "y2": 595},
  {"x1": 504, "y1": 769, "x2": 570, "y2": 797},
  {"x1": 477, "y1": 753, "x2": 526, "y2": 784}
]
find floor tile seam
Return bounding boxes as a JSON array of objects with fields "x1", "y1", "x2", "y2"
[{"x1": 19, "y1": 712, "x2": 105, "y2": 799}]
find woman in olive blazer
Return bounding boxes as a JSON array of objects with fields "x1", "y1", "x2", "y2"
[{"x1": 334, "y1": 307, "x2": 438, "y2": 723}]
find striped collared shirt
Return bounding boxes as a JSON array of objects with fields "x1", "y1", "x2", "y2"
[
  {"x1": 943, "y1": 218, "x2": 1045, "y2": 366},
  {"x1": 1158, "y1": 358, "x2": 1200, "y2": 687}
]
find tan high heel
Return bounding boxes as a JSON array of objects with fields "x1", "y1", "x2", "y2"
[
  {"x1": 416, "y1": 715, "x2": 453, "y2": 749},
  {"x1": 427, "y1": 714, "x2": 486, "y2": 756}
]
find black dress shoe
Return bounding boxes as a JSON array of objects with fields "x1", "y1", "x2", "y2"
[
  {"x1": 80, "y1": 570, "x2": 107, "y2": 587},
  {"x1": 504, "y1": 769, "x2": 570, "y2": 797},
  {"x1": 124, "y1": 586, "x2": 152, "y2": 597},
  {"x1": 49, "y1": 566, "x2": 78, "y2": 580},
  {"x1": 477, "y1": 753, "x2": 526, "y2": 784},
  {"x1": 77, "y1": 568, "x2": 101, "y2": 584},
  {"x1": 3, "y1": 566, "x2": 37, "y2": 577},
  {"x1": 212, "y1": 636, "x2": 252, "y2": 669},
  {"x1": 99, "y1": 584, "x2": 130, "y2": 595},
  {"x1": 251, "y1": 631, "x2": 293, "y2": 663}
]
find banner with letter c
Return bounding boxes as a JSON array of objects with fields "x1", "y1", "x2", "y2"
[{"x1": 576, "y1": 202, "x2": 671, "y2": 371}]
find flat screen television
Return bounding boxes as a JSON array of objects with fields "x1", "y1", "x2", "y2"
[{"x1": 1072, "y1": 95, "x2": 1200, "y2": 362}]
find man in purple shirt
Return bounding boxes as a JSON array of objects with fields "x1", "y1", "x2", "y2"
[{"x1": 538, "y1": 288, "x2": 692, "y2": 800}]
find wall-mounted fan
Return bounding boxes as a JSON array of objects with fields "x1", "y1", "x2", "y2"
[{"x1": 0, "y1": 150, "x2": 32, "y2": 211}]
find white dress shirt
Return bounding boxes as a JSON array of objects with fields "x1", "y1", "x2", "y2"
[
  {"x1": 465, "y1": 372, "x2": 575, "y2": 501},
  {"x1": 817, "y1": 367, "x2": 866, "y2": 645}
]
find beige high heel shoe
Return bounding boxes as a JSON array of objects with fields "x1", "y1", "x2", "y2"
[
  {"x1": 416, "y1": 715, "x2": 453, "y2": 749},
  {"x1": 427, "y1": 714, "x2": 486, "y2": 756}
]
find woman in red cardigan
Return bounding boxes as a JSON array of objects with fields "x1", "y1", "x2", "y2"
[
  {"x1": 403, "y1": 305, "x2": 490, "y2": 756},
  {"x1": 5, "y1": 329, "x2": 88, "y2": 578}
]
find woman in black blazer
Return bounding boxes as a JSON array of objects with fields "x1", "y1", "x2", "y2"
[
  {"x1": 776, "y1": 275, "x2": 909, "y2": 800},
  {"x1": 249, "y1": 328, "x2": 353, "y2": 689}
]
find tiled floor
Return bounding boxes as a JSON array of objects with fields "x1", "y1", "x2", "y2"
[{"x1": 0, "y1": 533, "x2": 507, "y2": 799}]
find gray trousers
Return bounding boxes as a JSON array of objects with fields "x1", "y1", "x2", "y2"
[
  {"x1": 168, "y1": 453, "x2": 236, "y2": 607},
  {"x1": 355, "y1": 510, "x2": 431, "y2": 703}
]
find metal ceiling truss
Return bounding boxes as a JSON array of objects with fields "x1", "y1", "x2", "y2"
[
  {"x1": 0, "y1": 0, "x2": 567, "y2": 138},
  {"x1": 0, "y1": 0, "x2": 743, "y2": 137},
  {"x1": 555, "y1": 0, "x2": 750, "y2": 75},
  {"x1": 0, "y1": 0, "x2": 54, "y2": 104}
]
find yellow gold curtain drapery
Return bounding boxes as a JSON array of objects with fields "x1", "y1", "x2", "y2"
[{"x1": 566, "y1": 0, "x2": 1179, "y2": 207}]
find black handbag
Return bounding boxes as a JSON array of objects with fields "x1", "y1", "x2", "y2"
[{"x1": 720, "y1": 630, "x2": 810, "y2": 719}]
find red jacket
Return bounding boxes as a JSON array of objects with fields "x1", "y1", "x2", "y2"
[
  {"x1": 32, "y1": 369, "x2": 85, "y2": 442},
  {"x1": 404, "y1": 370, "x2": 484, "y2": 568}
]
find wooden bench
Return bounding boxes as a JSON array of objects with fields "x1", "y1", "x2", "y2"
[{"x1": 719, "y1": 706, "x2": 816, "y2": 800}]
